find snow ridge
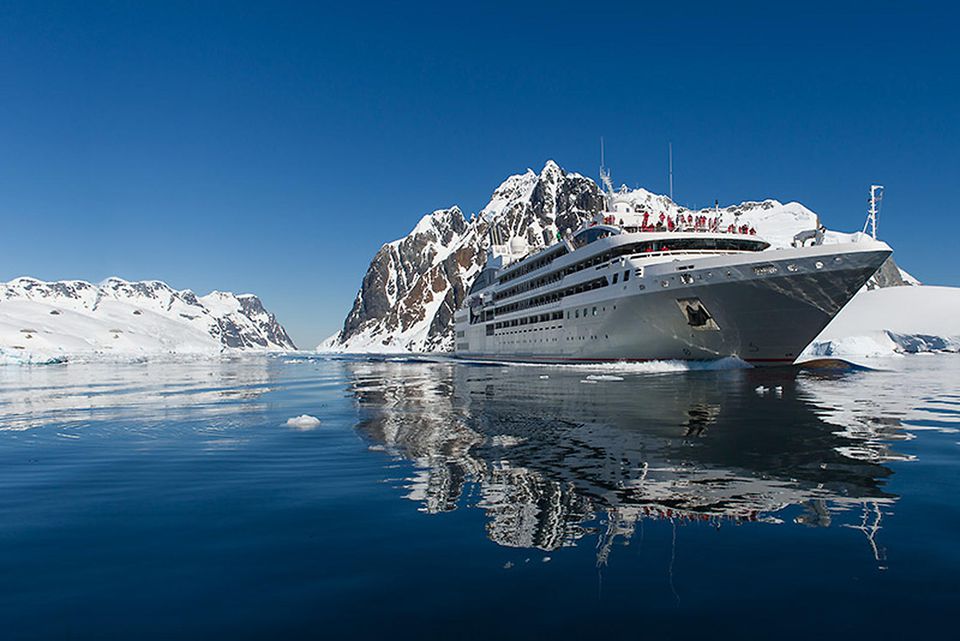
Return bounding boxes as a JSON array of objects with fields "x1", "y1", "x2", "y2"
[{"x1": 1, "y1": 277, "x2": 296, "y2": 364}]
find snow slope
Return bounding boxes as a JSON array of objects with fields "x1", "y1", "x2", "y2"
[
  {"x1": 804, "y1": 286, "x2": 960, "y2": 359},
  {"x1": 0, "y1": 277, "x2": 296, "y2": 364}
]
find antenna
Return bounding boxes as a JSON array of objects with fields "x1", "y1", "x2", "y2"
[
  {"x1": 599, "y1": 137, "x2": 615, "y2": 209},
  {"x1": 668, "y1": 142, "x2": 674, "y2": 202},
  {"x1": 863, "y1": 184, "x2": 884, "y2": 239}
]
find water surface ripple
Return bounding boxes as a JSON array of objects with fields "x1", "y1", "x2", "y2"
[{"x1": 1, "y1": 355, "x2": 958, "y2": 639}]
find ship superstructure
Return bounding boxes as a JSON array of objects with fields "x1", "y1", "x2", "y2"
[{"x1": 454, "y1": 184, "x2": 891, "y2": 365}]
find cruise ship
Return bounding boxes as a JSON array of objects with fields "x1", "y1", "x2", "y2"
[{"x1": 454, "y1": 190, "x2": 892, "y2": 366}]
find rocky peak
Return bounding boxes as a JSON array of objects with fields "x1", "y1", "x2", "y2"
[{"x1": 326, "y1": 162, "x2": 606, "y2": 352}]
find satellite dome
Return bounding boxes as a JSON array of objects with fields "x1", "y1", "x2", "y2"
[{"x1": 509, "y1": 237, "x2": 528, "y2": 253}]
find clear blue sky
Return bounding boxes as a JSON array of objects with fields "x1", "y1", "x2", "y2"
[{"x1": 1, "y1": 2, "x2": 957, "y2": 348}]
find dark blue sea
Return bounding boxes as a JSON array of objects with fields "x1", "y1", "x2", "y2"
[{"x1": 1, "y1": 354, "x2": 959, "y2": 640}]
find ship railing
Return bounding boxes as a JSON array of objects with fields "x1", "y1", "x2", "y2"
[{"x1": 623, "y1": 249, "x2": 753, "y2": 262}]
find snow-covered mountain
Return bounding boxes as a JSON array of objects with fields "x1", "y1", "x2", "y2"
[
  {"x1": 0, "y1": 277, "x2": 296, "y2": 363},
  {"x1": 322, "y1": 160, "x2": 914, "y2": 353}
]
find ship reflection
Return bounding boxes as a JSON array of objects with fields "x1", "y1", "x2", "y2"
[{"x1": 346, "y1": 361, "x2": 902, "y2": 565}]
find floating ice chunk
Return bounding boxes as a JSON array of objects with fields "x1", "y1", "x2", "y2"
[
  {"x1": 285, "y1": 414, "x2": 321, "y2": 429},
  {"x1": 586, "y1": 374, "x2": 625, "y2": 381},
  {"x1": 538, "y1": 375, "x2": 549, "y2": 379}
]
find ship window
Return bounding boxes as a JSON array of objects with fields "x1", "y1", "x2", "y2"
[
  {"x1": 486, "y1": 324, "x2": 495, "y2": 336},
  {"x1": 753, "y1": 265, "x2": 778, "y2": 276},
  {"x1": 575, "y1": 309, "x2": 579, "y2": 318},
  {"x1": 623, "y1": 270, "x2": 630, "y2": 281},
  {"x1": 612, "y1": 273, "x2": 618, "y2": 284},
  {"x1": 592, "y1": 307, "x2": 597, "y2": 316}
]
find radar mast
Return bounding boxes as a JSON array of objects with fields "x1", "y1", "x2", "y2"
[{"x1": 863, "y1": 185, "x2": 884, "y2": 239}]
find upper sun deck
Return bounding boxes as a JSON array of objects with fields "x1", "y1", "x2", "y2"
[
  {"x1": 492, "y1": 207, "x2": 766, "y2": 285},
  {"x1": 493, "y1": 224, "x2": 768, "y2": 290}
]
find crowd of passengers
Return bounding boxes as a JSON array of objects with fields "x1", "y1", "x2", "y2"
[
  {"x1": 497, "y1": 212, "x2": 759, "y2": 285},
  {"x1": 602, "y1": 212, "x2": 757, "y2": 235}
]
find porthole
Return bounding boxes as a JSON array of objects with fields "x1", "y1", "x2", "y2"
[
  {"x1": 787, "y1": 264, "x2": 799, "y2": 272},
  {"x1": 815, "y1": 261, "x2": 824, "y2": 269},
  {"x1": 661, "y1": 280, "x2": 670, "y2": 288}
]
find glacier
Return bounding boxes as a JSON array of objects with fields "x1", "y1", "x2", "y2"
[
  {"x1": 0, "y1": 277, "x2": 296, "y2": 364},
  {"x1": 803, "y1": 285, "x2": 960, "y2": 359}
]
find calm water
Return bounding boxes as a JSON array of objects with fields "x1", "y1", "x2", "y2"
[{"x1": 1, "y1": 355, "x2": 959, "y2": 640}]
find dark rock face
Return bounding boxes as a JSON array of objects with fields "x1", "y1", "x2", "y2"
[
  {"x1": 329, "y1": 163, "x2": 608, "y2": 351},
  {"x1": 236, "y1": 294, "x2": 297, "y2": 349},
  {"x1": 867, "y1": 256, "x2": 909, "y2": 289}
]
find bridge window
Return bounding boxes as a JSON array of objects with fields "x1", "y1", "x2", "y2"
[{"x1": 572, "y1": 226, "x2": 618, "y2": 248}]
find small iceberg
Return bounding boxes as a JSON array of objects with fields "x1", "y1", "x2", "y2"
[{"x1": 285, "y1": 414, "x2": 321, "y2": 429}]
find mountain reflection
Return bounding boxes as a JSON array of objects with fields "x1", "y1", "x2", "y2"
[
  {"x1": 347, "y1": 361, "x2": 902, "y2": 564},
  {"x1": 0, "y1": 357, "x2": 275, "y2": 431}
]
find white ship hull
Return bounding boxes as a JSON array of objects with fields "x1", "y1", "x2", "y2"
[{"x1": 454, "y1": 239, "x2": 891, "y2": 366}]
